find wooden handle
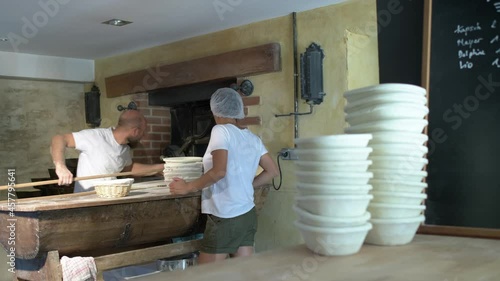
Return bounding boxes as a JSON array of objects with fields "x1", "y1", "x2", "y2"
[{"x1": 0, "y1": 168, "x2": 164, "y2": 190}]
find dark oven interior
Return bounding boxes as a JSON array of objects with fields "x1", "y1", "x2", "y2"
[{"x1": 148, "y1": 79, "x2": 237, "y2": 157}]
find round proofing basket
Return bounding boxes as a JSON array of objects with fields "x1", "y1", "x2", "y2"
[
  {"x1": 294, "y1": 160, "x2": 372, "y2": 172},
  {"x1": 162, "y1": 157, "x2": 203, "y2": 164},
  {"x1": 369, "y1": 179, "x2": 427, "y2": 193},
  {"x1": 293, "y1": 205, "x2": 371, "y2": 228},
  {"x1": 295, "y1": 221, "x2": 372, "y2": 256},
  {"x1": 369, "y1": 144, "x2": 428, "y2": 158},
  {"x1": 343, "y1": 83, "x2": 426, "y2": 103},
  {"x1": 294, "y1": 134, "x2": 372, "y2": 149},
  {"x1": 295, "y1": 147, "x2": 373, "y2": 162},
  {"x1": 365, "y1": 215, "x2": 425, "y2": 246},
  {"x1": 346, "y1": 103, "x2": 428, "y2": 126},
  {"x1": 295, "y1": 171, "x2": 373, "y2": 185},
  {"x1": 344, "y1": 119, "x2": 428, "y2": 134},
  {"x1": 369, "y1": 132, "x2": 428, "y2": 145},
  {"x1": 345, "y1": 94, "x2": 427, "y2": 113},
  {"x1": 94, "y1": 178, "x2": 134, "y2": 198},
  {"x1": 369, "y1": 156, "x2": 428, "y2": 171}
]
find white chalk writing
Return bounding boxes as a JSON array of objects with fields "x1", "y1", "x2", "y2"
[
  {"x1": 457, "y1": 38, "x2": 483, "y2": 48},
  {"x1": 454, "y1": 22, "x2": 482, "y2": 36}
]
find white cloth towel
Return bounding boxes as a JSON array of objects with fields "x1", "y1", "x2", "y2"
[{"x1": 60, "y1": 256, "x2": 97, "y2": 281}]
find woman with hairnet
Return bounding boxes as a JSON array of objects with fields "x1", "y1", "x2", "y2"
[{"x1": 169, "y1": 87, "x2": 279, "y2": 264}]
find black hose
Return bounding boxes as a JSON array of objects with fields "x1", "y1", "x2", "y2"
[{"x1": 272, "y1": 153, "x2": 283, "y2": 191}]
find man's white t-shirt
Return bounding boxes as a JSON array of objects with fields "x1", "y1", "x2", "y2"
[
  {"x1": 202, "y1": 124, "x2": 267, "y2": 218},
  {"x1": 72, "y1": 128, "x2": 132, "y2": 192}
]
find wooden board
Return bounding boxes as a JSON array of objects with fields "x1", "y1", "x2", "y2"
[
  {"x1": 0, "y1": 182, "x2": 190, "y2": 212},
  {"x1": 138, "y1": 235, "x2": 500, "y2": 281},
  {"x1": 105, "y1": 43, "x2": 281, "y2": 98}
]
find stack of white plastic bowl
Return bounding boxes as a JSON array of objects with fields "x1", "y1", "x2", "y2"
[
  {"x1": 344, "y1": 84, "x2": 428, "y2": 246},
  {"x1": 163, "y1": 157, "x2": 203, "y2": 183},
  {"x1": 293, "y1": 134, "x2": 374, "y2": 256}
]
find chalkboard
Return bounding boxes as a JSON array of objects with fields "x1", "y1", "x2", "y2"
[
  {"x1": 425, "y1": 0, "x2": 500, "y2": 229},
  {"x1": 377, "y1": 0, "x2": 423, "y2": 85}
]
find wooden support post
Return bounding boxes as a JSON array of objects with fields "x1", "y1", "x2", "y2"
[{"x1": 15, "y1": 251, "x2": 62, "y2": 281}]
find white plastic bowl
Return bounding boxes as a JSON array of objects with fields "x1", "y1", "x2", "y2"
[
  {"x1": 295, "y1": 147, "x2": 373, "y2": 162},
  {"x1": 345, "y1": 94, "x2": 428, "y2": 113},
  {"x1": 368, "y1": 202, "x2": 426, "y2": 219},
  {"x1": 346, "y1": 103, "x2": 428, "y2": 126},
  {"x1": 370, "y1": 169, "x2": 427, "y2": 183},
  {"x1": 294, "y1": 134, "x2": 372, "y2": 149},
  {"x1": 295, "y1": 221, "x2": 372, "y2": 256},
  {"x1": 296, "y1": 183, "x2": 372, "y2": 195},
  {"x1": 163, "y1": 164, "x2": 203, "y2": 172},
  {"x1": 344, "y1": 119, "x2": 428, "y2": 134},
  {"x1": 294, "y1": 160, "x2": 372, "y2": 172},
  {"x1": 163, "y1": 171, "x2": 202, "y2": 178},
  {"x1": 296, "y1": 171, "x2": 373, "y2": 185},
  {"x1": 365, "y1": 215, "x2": 425, "y2": 246},
  {"x1": 370, "y1": 179, "x2": 427, "y2": 193},
  {"x1": 369, "y1": 144, "x2": 428, "y2": 158},
  {"x1": 293, "y1": 205, "x2": 371, "y2": 228},
  {"x1": 369, "y1": 156, "x2": 428, "y2": 171},
  {"x1": 371, "y1": 191, "x2": 427, "y2": 205},
  {"x1": 162, "y1": 157, "x2": 202, "y2": 163},
  {"x1": 369, "y1": 132, "x2": 428, "y2": 145},
  {"x1": 344, "y1": 84, "x2": 426, "y2": 103},
  {"x1": 296, "y1": 194, "x2": 373, "y2": 217},
  {"x1": 164, "y1": 162, "x2": 204, "y2": 170}
]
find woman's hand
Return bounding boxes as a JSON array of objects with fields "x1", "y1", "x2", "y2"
[{"x1": 168, "y1": 177, "x2": 193, "y2": 195}]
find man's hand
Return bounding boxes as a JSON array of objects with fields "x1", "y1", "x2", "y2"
[{"x1": 55, "y1": 163, "x2": 73, "y2": 186}]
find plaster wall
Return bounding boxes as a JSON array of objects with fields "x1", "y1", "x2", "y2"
[{"x1": 94, "y1": 0, "x2": 380, "y2": 252}]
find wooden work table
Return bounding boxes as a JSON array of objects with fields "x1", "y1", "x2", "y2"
[
  {"x1": 138, "y1": 235, "x2": 500, "y2": 281},
  {"x1": 0, "y1": 181, "x2": 270, "y2": 280}
]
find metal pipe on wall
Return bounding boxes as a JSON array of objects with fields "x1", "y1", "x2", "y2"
[{"x1": 293, "y1": 12, "x2": 299, "y2": 140}]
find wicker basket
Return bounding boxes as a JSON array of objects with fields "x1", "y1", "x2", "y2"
[{"x1": 93, "y1": 178, "x2": 134, "y2": 198}]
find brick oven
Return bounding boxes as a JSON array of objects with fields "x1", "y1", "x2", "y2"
[{"x1": 130, "y1": 79, "x2": 261, "y2": 164}]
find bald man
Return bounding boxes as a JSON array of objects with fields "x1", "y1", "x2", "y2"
[{"x1": 51, "y1": 110, "x2": 164, "y2": 193}]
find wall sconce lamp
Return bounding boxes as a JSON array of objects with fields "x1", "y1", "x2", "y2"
[
  {"x1": 85, "y1": 85, "x2": 101, "y2": 128},
  {"x1": 117, "y1": 101, "x2": 138, "y2": 111},
  {"x1": 230, "y1": 79, "x2": 254, "y2": 96}
]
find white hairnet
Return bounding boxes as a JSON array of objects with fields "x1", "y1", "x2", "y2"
[{"x1": 210, "y1": 88, "x2": 245, "y2": 119}]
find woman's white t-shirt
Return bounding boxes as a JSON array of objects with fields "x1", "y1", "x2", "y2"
[{"x1": 201, "y1": 124, "x2": 267, "y2": 218}]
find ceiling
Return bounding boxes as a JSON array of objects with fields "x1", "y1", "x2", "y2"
[{"x1": 0, "y1": 0, "x2": 346, "y2": 60}]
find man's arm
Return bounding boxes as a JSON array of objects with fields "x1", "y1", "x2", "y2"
[
  {"x1": 50, "y1": 133, "x2": 76, "y2": 185},
  {"x1": 122, "y1": 162, "x2": 164, "y2": 176}
]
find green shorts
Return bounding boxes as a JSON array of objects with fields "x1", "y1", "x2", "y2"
[{"x1": 200, "y1": 207, "x2": 257, "y2": 254}]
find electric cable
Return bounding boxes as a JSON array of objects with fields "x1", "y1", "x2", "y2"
[{"x1": 272, "y1": 153, "x2": 283, "y2": 191}]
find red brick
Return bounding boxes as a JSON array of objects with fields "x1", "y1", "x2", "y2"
[
  {"x1": 151, "y1": 125, "x2": 171, "y2": 132},
  {"x1": 138, "y1": 108, "x2": 152, "y2": 116},
  {"x1": 161, "y1": 117, "x2": 170, "y2": 124},
  {"x1": 238, "y1": 116, "x2": 261, "y2": 126},
  {"x1": 141, "y1": 133, "x2": 163, "y2": 141},
  {"x1": 151, "y1": 141, "x2": 168, "y2": 150},
  {"x1": 162, "y1": 134, "x2": 171, "y2": 142},
  {"x1": 146, "y1": 116, "x2": 163, "y2": 124},
  {"x1": 132, "y1": 149, "x2": 159, "y2": 157},
  {"x1": 242, "y1": 96, "x2": 260, "y2": 106},
  {"x1": 152, "y1": 109, "x2": 170, "y2": 117}
]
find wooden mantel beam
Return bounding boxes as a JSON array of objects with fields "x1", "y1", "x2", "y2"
[{"x1": 105, "y1": 43, "x2": 281, "y2": 98}]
